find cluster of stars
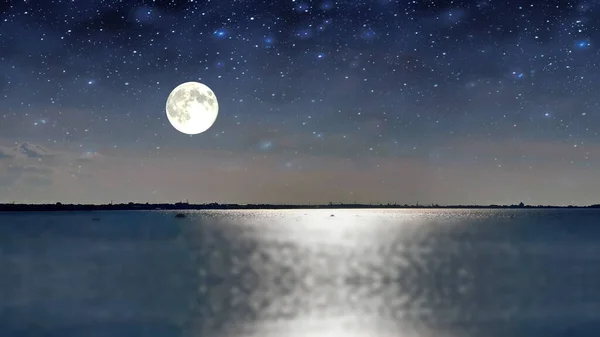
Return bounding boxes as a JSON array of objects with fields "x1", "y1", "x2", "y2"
[{"x1": 0, "y1": 0, "x2": 597, "y2": 172}]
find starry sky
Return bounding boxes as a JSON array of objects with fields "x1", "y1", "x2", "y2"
[{"x1": 1, "y1": 0, "x2": 600, "y2": 205}]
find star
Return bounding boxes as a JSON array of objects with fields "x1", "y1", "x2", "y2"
[
  {"x1": 320, "y1": 2, "x2": 334, "y2": 10},
  {"x1": 213, "y1": 28, "x2": 229, "y2": 39},
  {"x1": 295, "y1": 28, "x2": 313, "y2": 39},
  {"x1": 575, "y1": 39, "x2": 591, "y2": 50}
]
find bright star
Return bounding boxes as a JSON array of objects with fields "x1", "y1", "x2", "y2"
[
  {"x1": 511, "y1": 71, "x2": 524, "y2": 79},
  {"x1": 213, "y1": 28, "x2": 229, "y2": 39},
  {"x1": 575, "y1": 39, "x2": 591, "y2": 50}
]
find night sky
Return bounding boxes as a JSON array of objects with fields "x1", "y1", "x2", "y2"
[{"x1": 1, "y1": 0, "x2": 599, "y2": 205}]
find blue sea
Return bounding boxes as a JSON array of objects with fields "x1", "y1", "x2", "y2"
[{"x1": 1, "y1": 209, "x2": 599, "y2": 337}]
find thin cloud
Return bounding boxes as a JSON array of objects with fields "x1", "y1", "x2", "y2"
[{"x1": 11, "y1": 142, "x2": 54, "y2": 159}]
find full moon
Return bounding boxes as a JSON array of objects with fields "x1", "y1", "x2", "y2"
[{"x1": 165, "y1": 82, "x2": 219, "y2": 135}]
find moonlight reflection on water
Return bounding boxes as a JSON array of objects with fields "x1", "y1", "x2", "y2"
[
  {"x1": 175, "y1": 209, "x2": 600, "y2": 337},
  {"x1": 1, "y1": 209, "x2": 599, "y2": 337}
]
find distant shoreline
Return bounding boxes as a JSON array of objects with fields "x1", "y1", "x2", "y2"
[{"x1": 1, "y1": 202, "x2": 599, "y2": 212}]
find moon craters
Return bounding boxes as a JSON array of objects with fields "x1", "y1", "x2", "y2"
[
  {"x1": 167, "y1": 90, "x2": 192, "y2": 124},
  {"x1": 190, "y1": 89, "x2": 206, "y2": 104},
  {"x1": 189, "y1": 88, "x2": 216, "y2": 111},
  {"x1": 207, "y1": 97, "x2": 216, "y2": 107},
  {"x1": 165, "y1": 81, "x2": 219, "y2": 135}
]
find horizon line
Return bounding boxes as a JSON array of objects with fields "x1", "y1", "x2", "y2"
[{"x1": 1, "y1": 201, "x2": 600, "y2": 209}]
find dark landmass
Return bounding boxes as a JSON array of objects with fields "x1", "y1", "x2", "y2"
[{"x1": 1, "y1": 201, "x2": 600, "y2": 212}]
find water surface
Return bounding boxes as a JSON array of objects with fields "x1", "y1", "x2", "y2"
[{"x1": 1, "y1": 209, "x2": 599, "y2": 336}]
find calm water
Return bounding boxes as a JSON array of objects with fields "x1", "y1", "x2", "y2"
[{"x1": 1, "y1": 209, "x2": 600, "y2": 336}]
